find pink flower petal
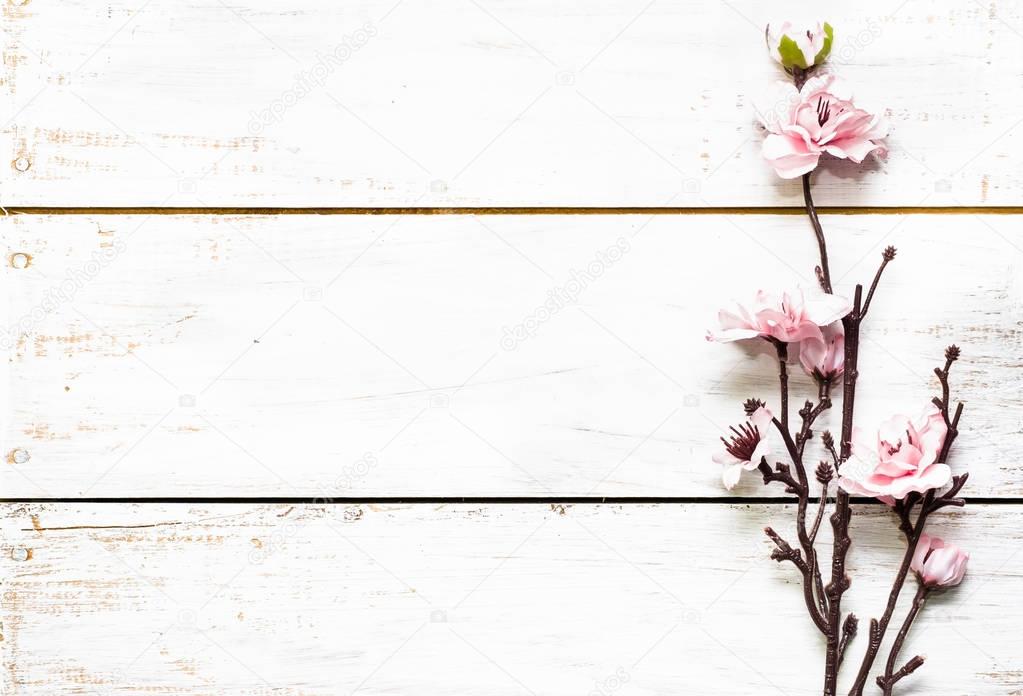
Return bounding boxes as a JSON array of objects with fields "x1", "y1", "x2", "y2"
[
  {"x1": 802, "y1": 291, "x2": 852, "y2": 325},
  {"x1": 707, "y1": 327, "x2": 762, "y2": 343},
  {"x1": 712, "y1": 450, "x2": 742, "y2": 466},
  {"x1": 722, "y1": 463, "x2": 744, "y2": 490},
  {"x1": 750, "y1": 406, "x2": 775, "y2": 432},
  {"x1": 762, "y1": 134, "x2": 821, "y2": 179}
]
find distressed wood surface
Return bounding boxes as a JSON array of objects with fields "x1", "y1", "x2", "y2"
[
  {"x1": 1, "y1": 502, "x2": 1019, "y2": 695},
  {"x1": 4, "y1": 0, "x2": 1023, "y2": 207},
  {"x1": 2, "y1": 213, "x2": 1020, "y2": 498}
]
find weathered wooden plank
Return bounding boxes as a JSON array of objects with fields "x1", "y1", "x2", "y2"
[
  {"x1": 3, "y1": 1, "x2": 1022, "y2": 206},
  {"x1": 1, "y1": 502, "x2": 1018, "y2": 694},
  {"x1": 2, "y1": 213, "x2": 1019, "y2": 498}
]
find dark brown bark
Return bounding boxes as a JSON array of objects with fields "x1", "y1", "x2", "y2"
[
  {"x1": 878, "y1": 584, "x2": 929, "y2": 695},
  {"x1": 762, "y1": 340, "x2": 829, "y2": 634},
  {"x1": 822, "y1": 285, "x2": 862, "y2": 696},
  {"x1": 849, "y1": 350, "x2": 964, "y2": 695},
  {"x1": 848, "y1": 496, "x2": 932, "y2": 695},
  {"x1": 775, "y1": 341, "x2": 791, "y2": 430},
  {"x1": 801, "y1": 173, "x2": 833, "y2": 294}
]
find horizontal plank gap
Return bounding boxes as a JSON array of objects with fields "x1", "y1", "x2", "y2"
[
  {"x1": 1, "y1": 496, "x2": 1017, "y2": 505},
  {"x1": 7, "y1": 206, "x2": 1023, "y2": 216}
]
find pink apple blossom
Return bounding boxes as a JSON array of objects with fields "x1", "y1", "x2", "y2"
[
  {"x1": 714, "y1": 406, "x2": 775, "y2": 490},
  {"x1": 766, "y1": 21, "x2": 834, "y2": 69},
  {"x1": 838, "y1": 404, "x2": 951, "y2": 500},
  {"x1": 756, "y1": 73, "x2": 888, "y2": 179},
  {"x1": 912, "y1": 534, "x2": 969, "y2": 589},
  {"x1": 707, "y1": 288, "x2": 851, "y2": 349},
  {"x1": 799, "y1": 321, "x2": 844, "y2": 383}
]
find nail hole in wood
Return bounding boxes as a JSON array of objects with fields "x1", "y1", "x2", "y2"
[{"x1": 7, "y1": 448, "x2": 30, "y2": 465}]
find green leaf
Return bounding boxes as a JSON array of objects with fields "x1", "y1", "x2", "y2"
[
  {"x1": 814, "y1": 22, "x2": 834, "y2": 65},
  {"x1": 777, "y1": 34, "x2": 808, "y2": 69}
]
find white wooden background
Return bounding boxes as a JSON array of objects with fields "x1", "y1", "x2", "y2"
[{"x1": 3, "y1": 1, "x2": 1023, "y2": 694}]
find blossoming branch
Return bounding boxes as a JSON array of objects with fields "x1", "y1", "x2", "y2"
[{"x1": 708, "y1": 21, "x2": 970, "y2": 696}]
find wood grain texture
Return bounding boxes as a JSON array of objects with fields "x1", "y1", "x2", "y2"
[
  {"x1": 3, "y1": 0, "x2": 1023, "y2": 206},
  {"x1": 1, "y1": 502, "x2": 1019, "y2": 695},
  {"x1": 3, "y1": 213, "x2": 1020, "y2": 498}
]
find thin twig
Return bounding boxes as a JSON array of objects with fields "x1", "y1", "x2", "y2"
[
  {"x1": 802, "y1": 172, "x2": 832, "y2": 294},
  {"x1": 848, "y1": 491, "x2": 934, "y2": 696},
  {"x1": 861, "y1": 246, "x2": 897, "y2": 318},
  {"x1": 774, "y1": 340, "x2": 790, "y2": 430},
  {"x1": 765, "y1": 526, "x2": 829, "y2": 634},
  {"x1": 809, "y1": 482, "x2": 829, "y2": 544},
  {"x1": 878, "y1": 584, "x2": 929, "y2": 695},
  {"x1": 838, "y1": 613, "x2": 859, "y2": 667},
  {"x1": 809, "y1": 480, "x2": 830, "y2": 616},
  {"x1": 882, "y1": 655, "x2": 926, "y2": 693}
]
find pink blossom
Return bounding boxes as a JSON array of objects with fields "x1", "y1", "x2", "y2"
[
  {"x1": 714, "y1": 406, "x2": 775, "y2": 490},
  {"x1": 912, "y1": 534, "x2": 969, "y2": 589},
  {"x1": 799, "y1": 321, "x2": 844, "y2": 383},
  {"x1": 707, "y1": 288, "x2": 851, "y2": 348},
  {"x1": 756, "y1": 73, "x2": 888, "y2": 179},
  {"x1": 838, "y1": 404, "x2": 951, "y2": 500}
]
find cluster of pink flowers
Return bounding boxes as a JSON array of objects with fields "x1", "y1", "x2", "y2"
[
  {"x1": 706, "y1": 288, "x2": 847, "y2": 488},
  {"x1": 708, "y1": 288, "x2": 848, "y2": 374},
  {"x1": 709, "y1": 22, "x2": 961, "y2": 511},
  {"x1": 705, "y1": 20, "x2": 972, "y2": 691},
  {"x1": 756, "y1": 24, "x2": 889, "y2": 179}
]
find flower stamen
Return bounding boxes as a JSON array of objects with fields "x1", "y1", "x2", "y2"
[
  {"x1": 722, "y1": 423, "x2": 762, "y2": 461},
  {"x1": 816, "y1": 96, "x2": 831, "y2": 126}
]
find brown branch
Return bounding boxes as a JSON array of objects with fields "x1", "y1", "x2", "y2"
[
  {"x1": 757, "y1": 460, "x2": 800, "y2": 494},
  {"x1": 878, "y1": 584, "x2": 929, "y2": 695},
  {"x1": 797, "y1": 395, "x2": 833, "y2": 459},
  {"x1": 838, "y1": 613, "x2": 859, "y2": 667},
  {"x1": 809, "y1": 471, "x2": 832, "y2": 615},
  {"x1": 763, "y1": 344, "x2": 833, "y2": 631},
  {"x1": 924, "y1": 348, "x2": 968, "y2": 515},
  {"x1": 861, "y1": 246, "x2": 897, "y2": 318},
  {"x1": 761, "y1": 411, "x2": 829, "y2": 623},
  {"x1": 927, "y1": 473, "x2": 970, "y2": 514},
  {"x1": 879, "y1": 655, "x2": 926, "y2": 693},
  {"x1": 823, "y1": 285, "x2": 863, "y2": 696},
  {"x1": 932, "y1": 346, "x2": 964, "y2": 464},
  {"x1": 765, "y1": 526, "x2": 829, "y2": 634},
  {"x1": 770, "y1": 399, "x2": 831, "y2": 623},
  {"x1": 774, "y1": 340, "x2": 791, "y2": 431},
  {"x1": 848, "y1": 493, "x2": 934, "y2": 696},
  {"x1": 809, "y1": 477, "x2": 830, "y2": 544},
  {"x1": 802, "y1": 172, "x2": 832, "y2": 294},
  {"x1": 857, "y1": 347, "x2": 968, "y2": 693}
]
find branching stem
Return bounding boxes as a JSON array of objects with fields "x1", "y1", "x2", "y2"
[
  {"x1": 878, "y1": 584, "x2": 929, "y2": 695},
  {"x1": 848, "y1": 495, "x2": 932, "y2": 695}
]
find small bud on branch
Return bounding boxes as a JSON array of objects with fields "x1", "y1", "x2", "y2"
[{"x1": 744, "y1": 398, "x2": 766, "y2": 416}]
